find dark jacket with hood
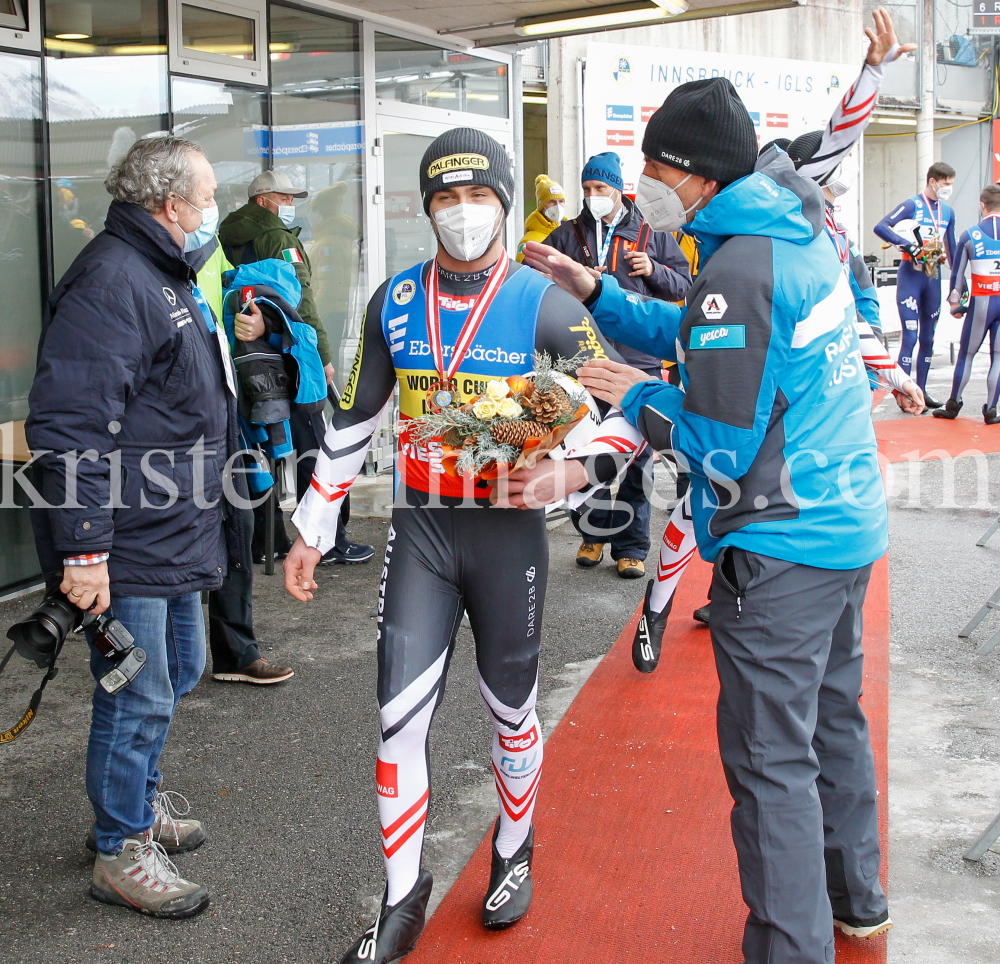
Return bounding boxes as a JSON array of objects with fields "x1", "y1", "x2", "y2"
[
  {"x1": 546, "y1": 195, "x2": 692, "y2": 369},
  {"x1": 27, "y1": 200, "x2": 246, "y2": 596},
  {"x1": 218, "y1": 201, "x2": 331, "y2": 365}
]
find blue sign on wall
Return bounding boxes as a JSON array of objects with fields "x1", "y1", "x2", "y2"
[{"x1": 246, "y1": 124, "x2": 364, "y2": 159}]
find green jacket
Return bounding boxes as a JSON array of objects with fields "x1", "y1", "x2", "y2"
[{"x1": 218, "y1": 201, "x2": 332, "y2": 365}]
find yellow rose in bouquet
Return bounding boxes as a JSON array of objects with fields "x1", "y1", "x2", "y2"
[
  {"x1": 472, "y1": 397, "x2": 499, "y2": 419},
  {"x1": 497, "y1": 397, "x2": 522, "y2": 418},
  {"x1": 485, "y1": 379, "x2": 511, "y2": 400}
]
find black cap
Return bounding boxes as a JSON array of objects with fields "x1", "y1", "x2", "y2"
[
  {"x1": 787, "y1": 130, "x2": 824, "y2": 168},
  {"x1": 642, "y1": 78, "x2": 758, "y2": 185},
  {"x1": 759, "y1": 137, "x2": 792, "y2": 158},
  {"x1": 419, "y1": 128, "x2": 514, "y2": 215}
]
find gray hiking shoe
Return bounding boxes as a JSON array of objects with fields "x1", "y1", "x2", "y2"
[
  {"x1": 86, "y1": 789, "x2": 206, "y2": 855},
  {"x1": 91, "y1": 831, "x2": 210, "y2": 919}
]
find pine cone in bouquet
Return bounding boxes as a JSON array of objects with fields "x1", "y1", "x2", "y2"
[
  {"x1": 523, "y1": 384, "x2": 572, "y2": 424},
  {"x1": 492, "y1": 418, "x2": 547, "y2": 447}
]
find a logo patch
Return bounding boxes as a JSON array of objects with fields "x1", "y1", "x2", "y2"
[
  {"x1": 641, "y1": 106, "x2": 658, "y2": 123},
  {"x1": 393, "y1": 280, "x2": 416, "y2": 305},
  {"x1": 281, "y1": 248, "x2": 303, "y2": 264},
  {"x1": 606, "y1": 104, "x2": 633, "y2": 122},
  {"x1": 427, "y1": 153, "x2": 489, "y2": 180},
  {"x1": 700, "y1": 293, "x2": 728, "y2": 320},
  {"x1": 606, "y1": 130, "x2": 634, "y2": 147},
  {"x1": 499, "y1": 726, "x2": 539, "y2": 752},
  {"x1": 690, "y1": 325, "x2": 746, "y2": 350},
  {"x1": 442, "y1": 170, "x2": 473, "y2": 184},
  {"x1": 663, "y1": 521, "x2": 684, "y2": 554},
  {"x1": 613, "y1": 56, "x2": 631, "y2": 84},
  {"x1": 376, "y1": 758, "x2": 398, "y2": 797},
  {"x1": 162, "y1": 287, "x2": 177, "y2": 306}
]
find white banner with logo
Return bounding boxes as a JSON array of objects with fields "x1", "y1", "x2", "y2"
[{"x1": 583, "y1": 41, "x2": 860, "y2": 240}]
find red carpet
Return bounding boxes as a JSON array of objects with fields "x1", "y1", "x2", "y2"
[
  {"x1": 875, "y1": 412, "x2": 1000, "y2": 461},
  {"x1": 408, "y1": 553, "x2": 890, "y2": 964}
]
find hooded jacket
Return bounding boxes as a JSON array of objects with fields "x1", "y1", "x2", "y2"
[
  {"x1": 584, "y1": 148, "x2": 888, "y2": 569},
  {"x1": 219, "y1": 201, "x2": 332, "y2": 365},
  {"x1": 27, "y1": 200, "x2": 246, "y2": 596},
  {"x1": 545, "y1": 196, "x2": 691, "y2": 369},
  {"x1": 517, "y1": 207, "x2": 563, "y2": 261}
]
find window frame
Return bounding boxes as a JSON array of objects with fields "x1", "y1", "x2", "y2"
[
  {"x1": 0, "y1": 0, "x2": 40, "y2": 52},
  {"x1": 168, "y1": 0, "x2": 267, "y2": 87}
]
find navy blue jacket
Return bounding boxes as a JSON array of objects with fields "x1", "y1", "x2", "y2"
[{"x1": 27, "y1": 200, "x2": 245, "y2": 596}]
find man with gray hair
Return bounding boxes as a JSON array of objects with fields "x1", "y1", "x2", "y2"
[{"x1": 27, "y1": 134, "x2": 245, "y2": 919}]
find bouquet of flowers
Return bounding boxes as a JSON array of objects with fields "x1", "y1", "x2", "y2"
[{"x1": 404, "y1": 351, "x2": 591, "y2": 479}]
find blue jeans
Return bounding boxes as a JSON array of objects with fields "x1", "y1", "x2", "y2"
[
  {"x1": 86, "y1": 593, "x2": 206, "y2": 855},
  {"x1": 571, "y1": 445, "x2": 653, "y2": 559}
]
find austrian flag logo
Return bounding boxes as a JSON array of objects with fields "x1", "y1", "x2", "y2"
[{"x1": 701, "y1": 293, "x2": 728, "y2": 320}]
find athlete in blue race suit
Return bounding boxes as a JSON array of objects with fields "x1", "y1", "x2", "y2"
[
  {"x1": 874, "y1": 162, "x2": 957, "y2": 405},
  {"x1": 933, "y1": 183, "x2": 1000, "y2": 424}
]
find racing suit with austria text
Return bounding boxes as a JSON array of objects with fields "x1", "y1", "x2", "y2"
[{"x1": 292, "y1": 255, "x2": 644, "y2": 910}]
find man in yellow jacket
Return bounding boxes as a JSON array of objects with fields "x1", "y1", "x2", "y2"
[{"x1": 516, "y1": 174, "x2": 566, "y2": 261}]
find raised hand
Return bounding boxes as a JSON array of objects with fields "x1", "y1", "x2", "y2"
[{"x1": 865, "y1": 6, "x2": 917, "y2": 66}]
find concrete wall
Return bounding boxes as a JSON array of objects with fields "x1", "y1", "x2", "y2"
[{"x1": 547, "y1": 0, "x2": 865, "y2": 213}]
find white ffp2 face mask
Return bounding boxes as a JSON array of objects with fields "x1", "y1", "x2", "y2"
[
  {"x1": 433, "y1": 202, "x2": 502, "y2": 262},
  {"x1": 635, "y1": 173, "x2": 699, "y2": 232},
  {"x1": 545, "y1": 202, "x2": 565, "y2": 223},
  {"x1": 584, "y1": 193, "x2": 616, "y2": 220},
  {"x1": 825, "y1": 152, "x2": 859, "y2": 198},
  {"x1": 935, "y1": 183, "x2": 953, "y2": 202}
]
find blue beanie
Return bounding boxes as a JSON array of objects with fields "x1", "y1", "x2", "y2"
[{"x1": 581, "y1": 152, "x2": 623, "y2": 191}]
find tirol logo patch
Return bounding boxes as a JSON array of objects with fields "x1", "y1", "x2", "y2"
[
  {"x1": 701, "y1": 293, "x2": 728, "y2": 320},
  {"x1": 690, "y1": 325, "x2": 746, "y2": 350},
  {"x1": 393, "y1": 280, "x2": 416, "y2": 305},
  {"x1": 376, "y1": 758, "x2": 398, "y2": 797},
  {"x1": 499, "y1": 726, "x2": 539, "y2": 752},
  {"x1": 427, "y1": 153, "x2": 489, "y2": 180}
]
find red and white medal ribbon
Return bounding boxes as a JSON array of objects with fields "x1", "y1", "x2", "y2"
[{"x1": 425, "y1": 252, "x2": 509, "y2": 391}]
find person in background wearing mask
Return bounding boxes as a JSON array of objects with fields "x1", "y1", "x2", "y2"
[
  {"x1": 220, "y1": 170, "x2": 373, "y2": 567},
  {"x1": 934, "y1": 183, "x2": 1000, "y2": 424},
  {"x1": 526, "y1": 75, "x2": 891, "y2": 962},
  {"x1": 545, "y1": 151, "x2": 692, "y2": 578},
  {"x1": 27, "y1": 135, "x2": 243, "y2": 920},
  {"x1": 282, "y1": 127, "x2": 644, "y2": 964},
  {"x1": 516, "y1": 174, "x2": 566, "y2": 261},
  {"x1": 874, "y1": 162, "x2": 957, "y2": 407}
]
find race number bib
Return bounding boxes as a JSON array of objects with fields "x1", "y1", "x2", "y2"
[{"x1": 971, "y1": 257, "x2": 1000, "y2": 297}]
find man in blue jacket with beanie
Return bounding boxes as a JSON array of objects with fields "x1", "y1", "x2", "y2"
[{"x1": 525, "y1": 76, "x2": 891, "y2": 964}]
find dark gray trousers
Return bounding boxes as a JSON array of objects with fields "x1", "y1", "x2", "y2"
[{"x1": 710, "y1": 547, "x2": 885, "y2": 964}]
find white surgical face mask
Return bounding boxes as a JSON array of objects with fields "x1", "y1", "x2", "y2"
[
  {"x1": 545, "y1": 202, "x2": 565, "y2": 223},
  {"x1": 177, "y1": 196, "x2": 220, "y2": 252},
  {"x1": 584, "y1": 192, "x2": 617, "y2": 220},
  {"x1": 934, "y1": 183, "x2": 953, "y2": 202},
  {"x1": 277, "y1": 204, "x2": 296, "y2": 226},
  {"x1": 636, "y1": 173, "x2": 700, "y2": 233},
  {"x1": 824, "y1": 152, "x2": 858, "y2": 198},
  {"x1": 433, "y1": 202, "x2": 502, "y2": 262}
]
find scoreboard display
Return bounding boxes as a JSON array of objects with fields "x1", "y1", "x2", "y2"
[{"x1": 973, "y1": 3, "x2": 1000, "y2": 32}]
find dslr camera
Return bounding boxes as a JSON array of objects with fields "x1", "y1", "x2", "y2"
[{"x1": 6, "y1": 587, "x2": 146, "y2": 695}]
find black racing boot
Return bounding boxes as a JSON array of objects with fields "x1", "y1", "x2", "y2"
[
  {"x1": 922, "y1": 392, "x2": 943, "y2": 410},
  {"x1": 632, "y1": 579, "x2": 672, "y2": 673},
  {"x1": 932, "y1": 398, "x2": 961, "y2": 419},
  {"x1": 481, "y1": 822, "x2": 533, "y2": 929},
  {"x1": 985, "y1": 404, "x2": 1000, "y2": 425},
  {"x1": 339, "y1": 871, "x2": 433, "y2": 964}
]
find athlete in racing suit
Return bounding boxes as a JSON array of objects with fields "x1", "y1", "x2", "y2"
[
  {"x1": 874, "y1": 163, "x2": 957, "y2": 404},
  {"x1": 283, "y1": 128, "x2": 643, "y2": 964},
  {"x1": 933, "y1": 184, "x2": 1000, "y2": 424}
]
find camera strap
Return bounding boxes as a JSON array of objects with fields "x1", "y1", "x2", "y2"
[{"x1": 0, "y1": 639, "x2": 64, "y2": 746}]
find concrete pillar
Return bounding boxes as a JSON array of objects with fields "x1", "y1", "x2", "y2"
[{"x1": 915, "y1": 0, "x2": 935, "y2": 188}]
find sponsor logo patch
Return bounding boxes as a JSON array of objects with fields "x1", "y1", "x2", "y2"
[
  {"x1": 765, "y1": 112, "x2": 788, "y2": 128},
  {"x1": 499, "y1": 726, "x2": 539, "y2": 752},
  {"x1": 442, "y1": 170, "x2": 473, "y2": 184},
  {"x1": 641, "y1": 105, "x2": 657, "y2": 123},
  {"x1": 700, "y1": 293, "x2": 728, "y2": 320},
  {"x1": 606, "y1": 104, "x2": 633, "y2": 122},
  {"x1": 689, "y1": 324, "x2": 746, "y2": 350},
  {"x1": 748, "y1": 111, "x2": 760, "y2": 126},
  {"x1": 613, "y1": 56, "x2": 631, "y2": 84},
  {"x1": 376, "y1": 758, "x2": 398, "y2": 797},
  {"x1": 663, "y1": 520, "x2": 684, "y2": 554},
  {"x1": 162, "y1": 287, "x2": 177, "y2": 306},
  {"x1": 427, "y1": 153, "x2": 489, "y2": 180},
  {"x1": 393, "y1": 280, "x2": 416, "y2": 305},
  {"x1": 607, "y1": 129, "x2": 634, "y2": 146}
]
